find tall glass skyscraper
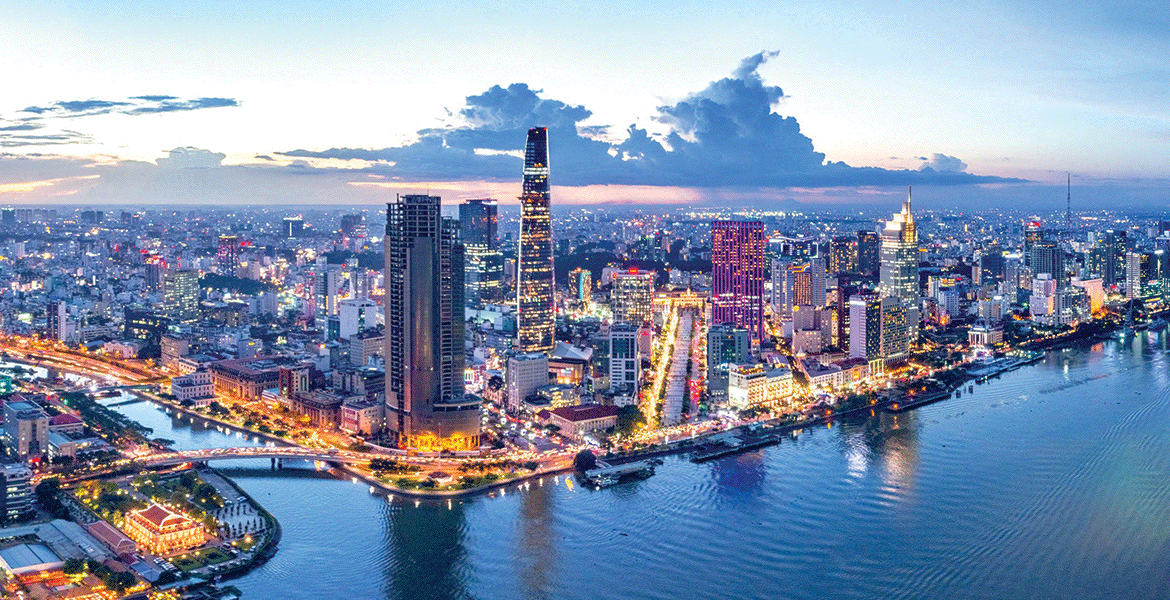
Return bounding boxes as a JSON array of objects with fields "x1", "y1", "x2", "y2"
[
  {"x1": 460, "y1": 198, "x2": 503, "y2": 306},
  {"x1": 857, "y1": 230, "x2": 880, "y2": 277},
  {"x1": 712, "y1": 220, "x2": 766, "y2": 341},
  {"x1": 879, "y1": 190, "x2": 920, "y2": 353},
  {"x1": 517, "y1": 127, "x2": 555, "y2": 354},
  {"x1": 879, "y1": 191, "x2": 919, "y2": 304},
  {"x1": 384, "y1": 195, "x2": 480, "y2": 451}
]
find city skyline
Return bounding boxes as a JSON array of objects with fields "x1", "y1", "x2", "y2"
[{"x1": 1, "y1": 3, "x2": 1169, "y2": 599}]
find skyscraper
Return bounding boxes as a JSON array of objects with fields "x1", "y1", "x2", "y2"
[
  {"x1": 517, "y1": 127, "x2": 555, "y2": 354},
  {"x1": 1101, "y1": 229, "x2": 1128, "y2": 287},
  {"x1": 340, "y1": 213, "x2": 365, "y2": 238},
  {"x1": 706, "y1": 323, "x2": 752, "y2": 404},
  {"x1": 1023, "y1": 220, "x2": 1043, "y2": 267},
  {"x1": 313, "y1": 260, "x2": 344, "y2": 333},
  {"x1": 46, "y1": 301, "x2": 67, "y2": 342},
  {"x1": 460, "y1": 198, "x2": 503, "y2": 306},
  {"x1": 712, "y1": 220, "x2": 766, "y2": 341},
  {"x1": 829, "y1": 236, "x2": 856, "y2": 274},
  {"x1": 848, "y1": 293, "x2": 882, "y2": 361},
  {"x1": 282, "y1": 217, "x2": 304, "y2": 239},
  {"x1": 857, "y1": 230, "x2": 880, "y2": 278},
  {"x1": 610, "y1": 269, "x2": 655, "y2": 325},
  {"x1": 217, "y1": 235, "x2": 239, "y2": 274},
  {"x1": 163, "y1": 270, "x2": 200, "y2": 322},
  {"x1": 569, "y1": 267, "x2": 592, "y2": 302},
  {"x1": 1030, "y1": 240, "x2": 1065, "y2": 286},
  {"x1": 384, "y1": 194, "x2": 480, "y2": 450},
  {"x1": 879, "y1": 191, "x2": 919, "y2": 304}
]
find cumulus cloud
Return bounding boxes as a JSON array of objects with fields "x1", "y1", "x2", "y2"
[
  {"x1": 156, "y1": 147, "x2": 226, "y2": 168},
  {"x1": 919, "y1": 153, "x2": 968, "y2": 173},
  {"x1": 280, "y1": 52, "x2": 1017, "y2": 188}
]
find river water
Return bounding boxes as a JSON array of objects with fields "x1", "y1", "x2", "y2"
[{"x1": 94, "y1": 332, "x2": 1170, "y2": 600}]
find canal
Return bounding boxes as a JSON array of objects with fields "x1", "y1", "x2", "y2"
[{"x1": 87, "y1": 331, "x2": 1170, "y2": 599}]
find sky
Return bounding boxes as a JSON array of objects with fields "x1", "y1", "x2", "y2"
[{"x1": 0, "y1": 0, "x2": 1167, "y2": 211}]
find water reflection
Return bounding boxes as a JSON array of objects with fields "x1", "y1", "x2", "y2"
[
  {"x1": 517, "y1": 480, "x2": 556, "y2": 600},
  {"x1": 383, "y1": 501, "x2": 470, "y2": 600}
]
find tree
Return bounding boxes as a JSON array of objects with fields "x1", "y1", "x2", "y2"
[
  {"x1": 573, "y1": 449, "x2": 597, "y2": 472},
  {"x1": 616, "y1": 405, "x2": 646, "y2": 436},
  {"x1": 35, "y1": 478, "x2": 70, "y2": 519},
  {"x1": 62, "y1": 557, "x2": 85, "y2": 575},
  {"x1": 104, "y1": 570, "x2": 136, "y2": 594}
]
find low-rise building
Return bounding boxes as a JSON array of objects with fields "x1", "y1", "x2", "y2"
[
  {"x1": 121, "y1": 504, "x2": 206, "y2": 556},
  {"x1": 291, "y1": 390, "x2": 350, "y2": 428},
  {"x1": 968, "y1": 321, "x2": 1005, "y2": 347},
  {"x1": 47, "y1": 431, "x2": 110, "y2": 460},
  {"x1": 171, "y1": 370, "x2": 215, "y2": 404},
  {"x1": 47, "y1": 414, "x2": 85, "y2": 436},
  {"x1": 210, "y1": 357, "x2": 283, "y2": 401},
  {"x1": 728, "y1": 364, "x2": 794, "y2": 411},
  {"x1": 801, "y1": 357, "x2": 870, "y2": 391},
  {"x1": 535, "y1": 383, "x2": 580, "y2": 409},
  {"x1": 340, "y1": 398, "x2": 384, "y2": 436},
  {"x1": 103, "y1": 339, "x2": 144, "y2": 359},
  {"x1": 86, "y1": 520, "x2": 138, "y2": 556},
  {"x1": 543, "y1": 404, "x2": 619, "y2": 441},
  {"x1": 0, "y1": 543, "x2": 64, "y2": 577},
  {"x1": 348, "y1": 328, "x2": 385, "y2": 367}
]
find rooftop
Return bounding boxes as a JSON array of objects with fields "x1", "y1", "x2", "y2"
[
  {"x1": 550, "y1": 404, "x2": 619, "y2": 422},
  {"x1": 131, "y1": 503, "x2": 194, "y2": 530},
  {"x1": 0, "y1": 543, "x2": 63, "y2": 574}
]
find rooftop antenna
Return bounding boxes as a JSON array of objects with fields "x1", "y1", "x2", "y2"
[{"x1": 1065, "y1": 173, "x2": 1072, "y2": 231}]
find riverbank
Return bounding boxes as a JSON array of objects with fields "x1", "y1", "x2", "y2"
[{"x1": 4, "y1": 317, "x2": 1127, "y2": 501}]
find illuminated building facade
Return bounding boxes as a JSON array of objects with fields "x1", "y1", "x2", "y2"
[
  {"x1": 460, "y1": 198, "x2": 503, "y2": 306},
  {"x1": 122, "y1": 504, "x2": 205, "y2": 555},
  {"x1": 712, "y1": 220, "x2": 766, "y2": 341},
  {"x1": 857, "y1": 230, "x2": 880, "y2": 277},
  {"x1": 517, "y1": 127, "x2": 555, "y2": 354},
  {"x1": 216, "y1": 235, "x2": 239, "y2": 274},
  {"x1": 163, "y1": 270, "x2": 200, "y2": 322},
  {"x1": 384, "y1": 194, "x2": 480, "y2": 450},
  {"x1": 570, "y1": 267, "x2": 592, "y2": 302},
  {"x1": 610, "y1": 269, "x2": 655, "y2": 325},
  {"x1": 879, "y1": 191, "x2": 919, "y2": 304},
  {"x1": 829, "y1": 236, "x2": 856, "y2": 274}
]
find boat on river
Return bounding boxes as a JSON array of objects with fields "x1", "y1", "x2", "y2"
[{"x1": 581, "y1": 460, "x2": 657, "y2": 488}]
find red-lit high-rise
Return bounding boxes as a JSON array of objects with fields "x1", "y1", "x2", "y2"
[{"x1": 712, "y1": 220, "x2": 766, "y2": 341}]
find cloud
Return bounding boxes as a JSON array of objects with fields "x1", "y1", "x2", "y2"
[
  {"x1": 0, "y1": 130, "x2": 92, "y2": 148},
  {"x1": 919, "y1": 153, "x2": 968, "y2": 173},
  {"x1": 155, "y1": 147, "x2": 226, "y2": 168},
  {"x1": 2, "y1": 95, "x2": 240, "y2": 150},
  {"x1": 127, "y1": 97, "x2": 239, "y2": 114},
  {"x1": 17, "y1": 95, "x2": 240, "y2": 118},
  {"x1": 279, "y1": 52, "x2": 1018, "y2": 188}
]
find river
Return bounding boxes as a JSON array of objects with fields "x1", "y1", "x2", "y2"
[{"x1": 86, "y1": 332, "x2": 1170, "y2": 600}]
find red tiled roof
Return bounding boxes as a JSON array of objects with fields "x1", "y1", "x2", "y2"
[
  {"x1": 133, "y1": 504, "x2": 191, "y2": 529},
  {"x1": 87, "y1": 521, "x2": 136, "y2": 551},
  {"x1": 50, "y1": 414, "x2": 83, "y2": 425},
  {"x1": 550, "y1": 404, "x2": 619, "y2": 422}
]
